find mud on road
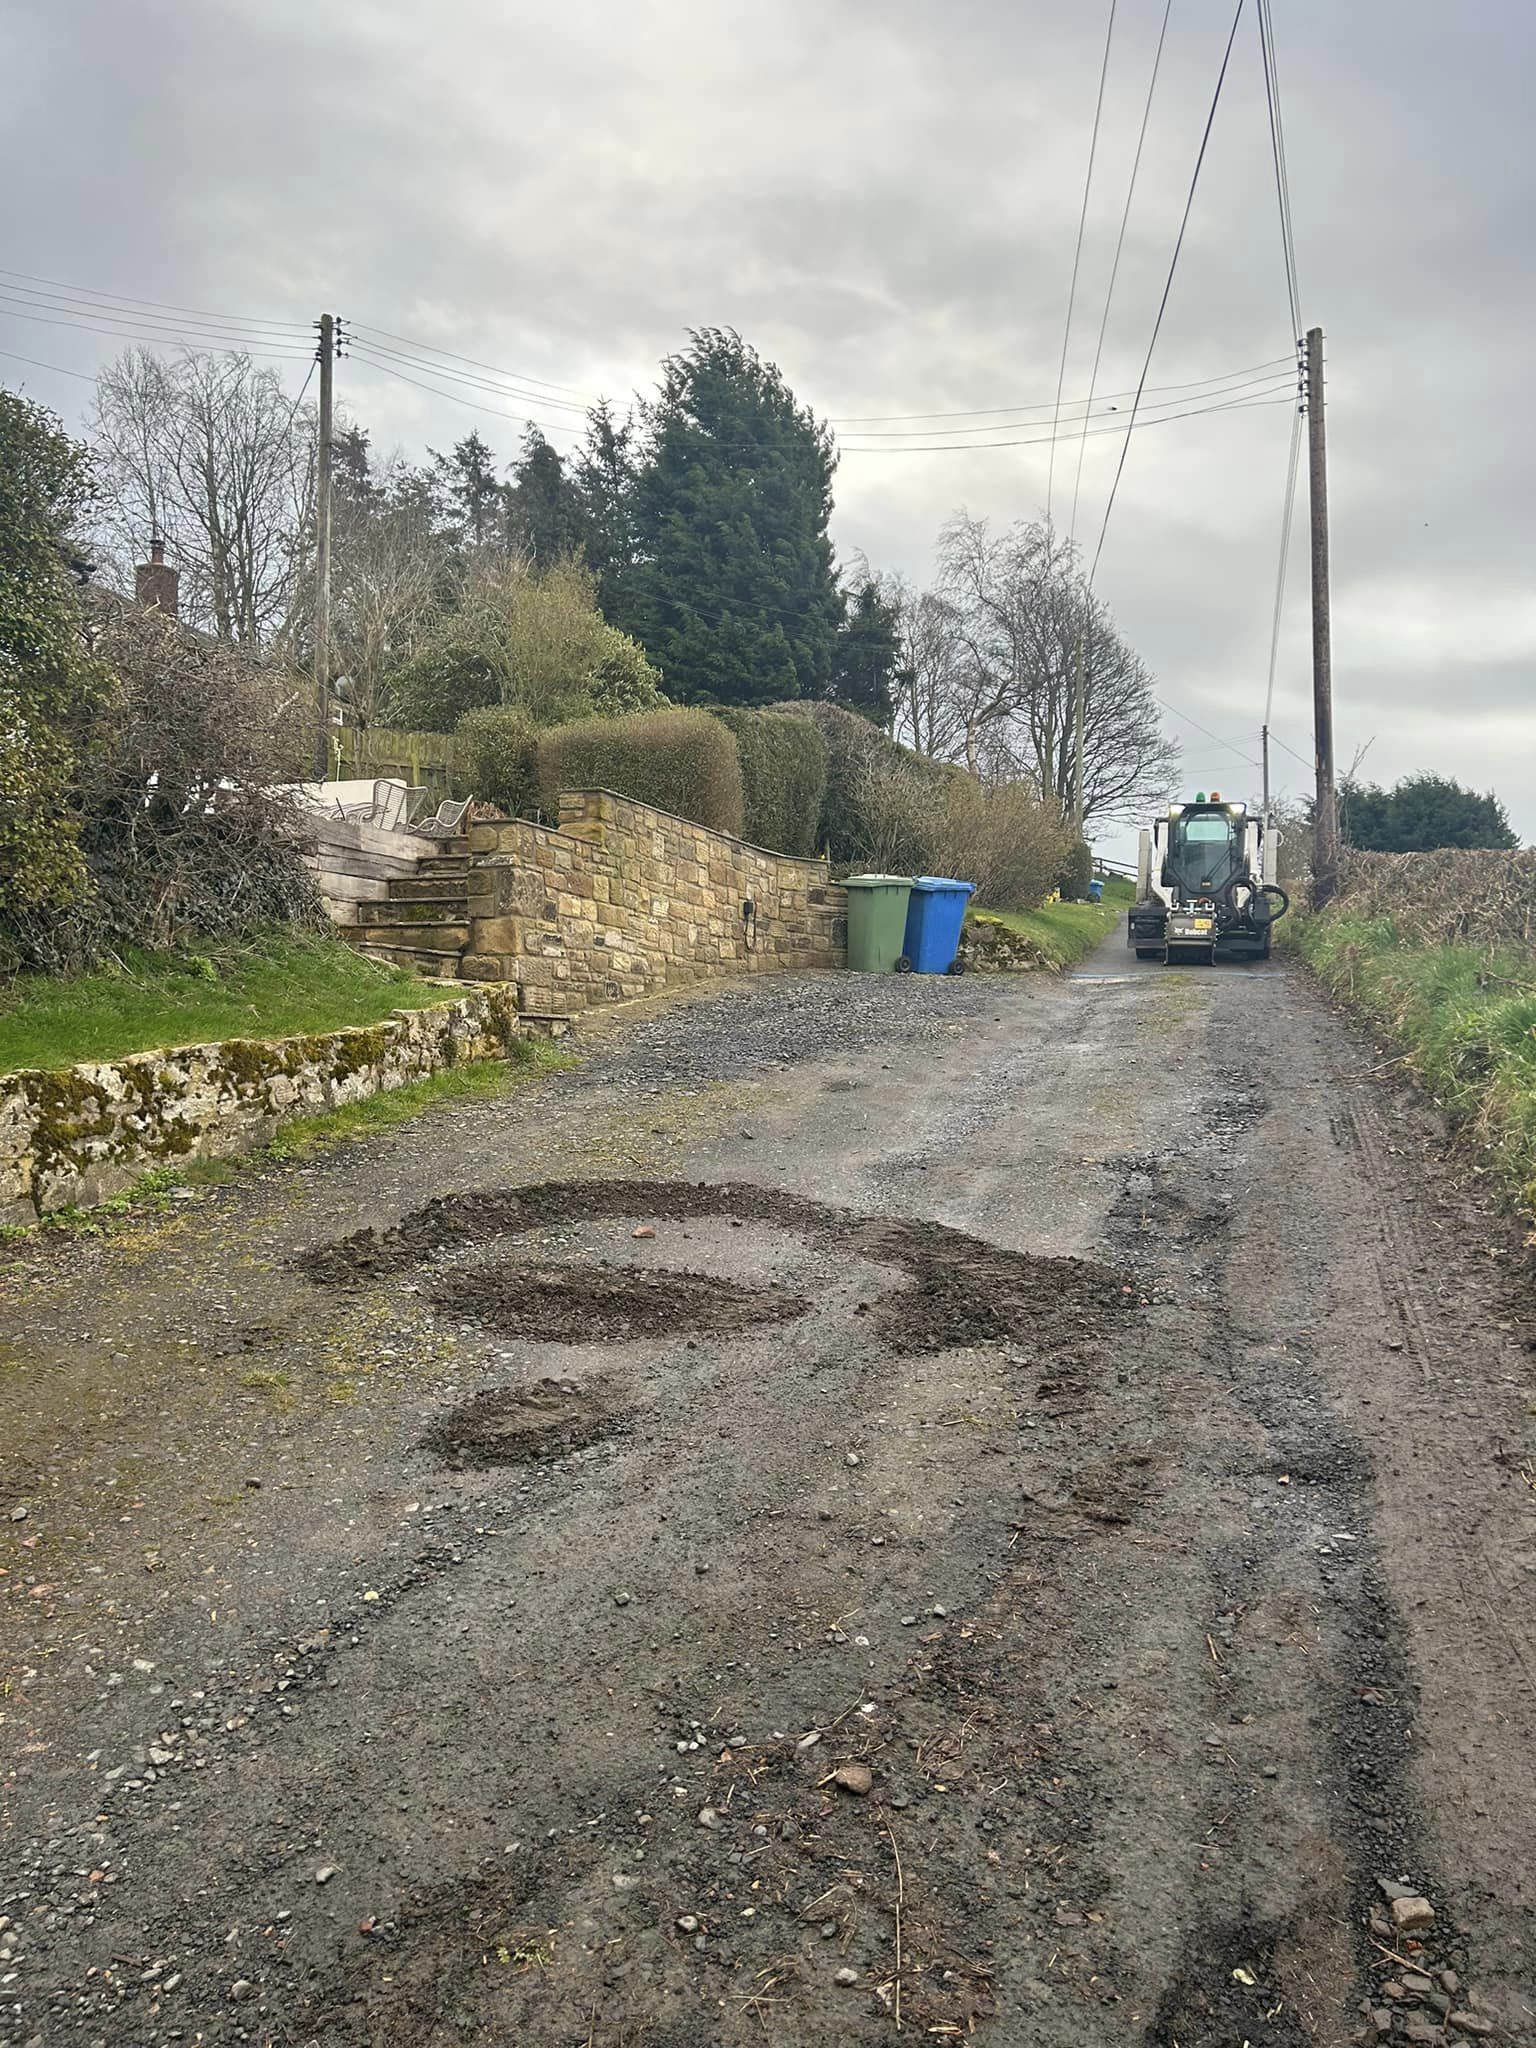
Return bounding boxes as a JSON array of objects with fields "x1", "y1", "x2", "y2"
[{"x1": 1, "y1": 949, "x2": 1534, "y2": 2048}]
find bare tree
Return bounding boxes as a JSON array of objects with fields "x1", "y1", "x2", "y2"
[
  {"x1": 92, "y1": 348, "x2": 314, "y2": 648},
  {"x1": 915, "y1": 512, "x2": 1178, "y2": 825},
  {"x1": 888, "y1": 573, "x2": 970, "y2": 761}
]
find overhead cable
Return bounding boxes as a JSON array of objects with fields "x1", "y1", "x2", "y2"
[
  {"x1": 1089, "y1": 0, "x2": 1248, "y2": 584},
  {"x1": 1047, "y1": 0, "x2": 1119, "y2": 520}
]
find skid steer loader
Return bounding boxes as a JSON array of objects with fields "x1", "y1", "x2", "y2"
[{"x1": 1127, "y1": 793, "x2": 1288, "y2": 964}]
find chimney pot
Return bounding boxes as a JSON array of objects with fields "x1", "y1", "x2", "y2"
[{"x1": 135, "y1": 539, "x2": 180, "y2": 620}]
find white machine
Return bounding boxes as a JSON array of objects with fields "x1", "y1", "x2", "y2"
[{"x1": 1128, "y1": 793, "x2": 1289, "y2": 964}]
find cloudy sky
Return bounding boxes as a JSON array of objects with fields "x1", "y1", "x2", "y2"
[{"x1": 5, "y1": 0, "x2": 1533, "y2": 841}]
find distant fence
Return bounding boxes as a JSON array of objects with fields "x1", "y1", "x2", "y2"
[
  {"x1": 331, "y1": 726, "x2": 470, "y2": 804},
  {"x1": 1335, "y1": 848, "x2": 1536, "y2": 949}
]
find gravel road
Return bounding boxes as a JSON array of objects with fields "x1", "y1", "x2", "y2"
[{"x1": 2, "y1": 937, "x2": 1534, "y2": 2048}]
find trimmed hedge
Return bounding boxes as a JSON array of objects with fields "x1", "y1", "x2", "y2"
[
  {"x1": 713, "y1": 708, "x2": 827, "y2": 855},
  {"x1": 538, "y1": 707, "x2": 746, "y2": 837},
  {"x1": 771, "y1": 700, "x2": 951, "y2": 867},
  {"x1": 456, "y1": 705, "x2": 541, "y2": 817}
]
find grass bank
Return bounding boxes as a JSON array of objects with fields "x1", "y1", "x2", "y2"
[
  {"x1": 973, "y1": 877, "x2": 1135, "y2": 969},
  {"x1": 1299, "y1": 911, "x2": 1536, "y2": 1213},
  {"x1": 0, "y1": 930, "x2": 461, "y2": 1076}
]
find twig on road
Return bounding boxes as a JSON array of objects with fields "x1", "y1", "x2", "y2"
[{"x1": 883, "y1": 1814, "x2": 906, "y2": 2032}]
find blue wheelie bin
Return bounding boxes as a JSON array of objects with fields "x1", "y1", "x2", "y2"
[
  {"x1": 902, "y1": 876, "x2": 975, "y2": 973},
  {"x1": 1088, "y1": 877, "x2": 1104, "y2": 903}
]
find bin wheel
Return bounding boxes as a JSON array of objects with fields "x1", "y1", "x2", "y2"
[
  {"x1": 894, "y1": 956, "x2": 914, "y2": 974},
  {"x1": 945, "y1": 958, "x2": 966, "y2": 975}
]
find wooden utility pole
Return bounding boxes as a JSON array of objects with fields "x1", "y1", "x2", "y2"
[
  {"x1": 1261, "y1": 722, "x2": 1271, "y2": 824},
  {"x1": 312, "y1": 312, "x2": 335, "y2": 781},
  {"x1": 1306, "y1": 325, "x2": 1338, "y2": 905}
]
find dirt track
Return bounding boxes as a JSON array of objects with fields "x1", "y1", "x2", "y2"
[{"x1": 2, "y1": 937, "x2": 1534, "y2": 2048}]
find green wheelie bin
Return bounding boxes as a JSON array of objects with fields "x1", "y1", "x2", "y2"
[{"x1": 844, "y1": 874, "x2": 915, "y2": 973}]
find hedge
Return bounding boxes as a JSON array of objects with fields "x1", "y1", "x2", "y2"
[
  {"x1": 537, "y1": 707, "x2": 746, "y2": 837},
  {"x1": 456, "y1": 705, "x2": 541, "y2": 817},
  {"x1": 771, "y1": 700, "x2": 951, "y2": 867},
  {"x1": 713, "y1": 708, "x2": 827, "y2": 855}
]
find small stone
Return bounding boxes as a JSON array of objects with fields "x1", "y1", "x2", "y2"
[
  {"x1": 1403, "y1": 1974, "x2": 1434, "y2": 1996},
  {"x1": 676, "y1": 1915, "x2": 699, "y2": 1933},
  {"x1": 1370, "y1": 2013, "x2": 1393, "y2": 2037},
  {"x1": 612, "y1": 1872, "x2": 639, "y2": 1891},
  {"x1": 901, "y1": 1614, "x2": 917, "y2": 1626},
  {"x1": 632, "y1": 1226, "x2": 655, "y2": 1240},
  {"x1": 820, "y1": 1920, "x2": 838, "y2": 1938},
  {"x1": 613, "y1": 1592, "x2": 631, "y2": 1607},
  {"x1": 931, "y1": 1603, "x2": 947, "y2": 1618},
  {"x1": 845, "y1": 1452, "x2": 861, "y2": 1468},
  {"x1": 817, "y1": 1508, "x2": 833, "y2": 1521},
  {"x1": 9, "y1": 1507, "x2": 27, "y2": 1523},
  {"x1": 697, "y1": 1807, "x2": 721, "y2": 1830},
  {"x1": 796, "y1": 1731, "x2": 821, "y2": 1752},
  {"x1": 834, "y1": 1966, "x2": 859, "y2": 1986},
  {"x1": 244, "y1": 1476, "x2": 262, "y2": 1490},
  {"x1": 1439, "y1": 1973, "x2": 1461, "y2": 1996},
  {"x1": 161, "y1": 1973, "x2": 181, "y2": 1992},
  {"x1": 1448, "y1": 2017, "x2": 1494, "y2": 2039},
  {"x1": 315, "y1": 1866, "x2": 336, "y2": 1885},
  {"x1": 833, "y1": 1762, "x2": 872, "y2": 1796},
  {"x1": 230, "y1": 1980, "x2": 254, "y2": 2001},
  {"x1": 1390, "y1": 1896, "x2": 1435, "y2": 1932}
]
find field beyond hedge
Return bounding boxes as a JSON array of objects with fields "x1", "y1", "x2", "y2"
[{"x1": 1298, "y1": 911, "x2": 1536, "y2": 1214}]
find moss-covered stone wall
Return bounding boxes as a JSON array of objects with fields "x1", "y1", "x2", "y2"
[{"x1": 0, "y1": 988, "x2": 523, "y2": 1224}]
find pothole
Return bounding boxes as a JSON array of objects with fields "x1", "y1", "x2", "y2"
[
  {"x1": 423, "y1": 1379, "x2": 623, "y2": 1469},
  {"x1": 427, "y1": 1261, "x2": 807, "y2": 1343}
]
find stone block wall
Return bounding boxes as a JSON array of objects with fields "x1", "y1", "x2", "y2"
[
  {"x1": 0, "y1": 989, "x2": 525, "y2": 1225},
  {"x1": 461, "y1": 789, "x2": 847, "y2": 1014}
]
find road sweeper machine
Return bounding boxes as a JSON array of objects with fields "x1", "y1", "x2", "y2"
[{"x1": 1127, "y1": 792, "x2": 1289, "y2": 964}]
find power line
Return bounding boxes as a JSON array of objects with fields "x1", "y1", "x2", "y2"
[
  {"x1": 831, "y1": 369, "x2": 1293, "y2": 440},
  {"x1": 349, "y1": 348, "x2": 586, "y2": 440},
  {"x1": 1256, "y1": 0, "x2": 1302, "y2": 339},
  {"x1": 349, "y1": 321, "x2": 592, "y2": 399},
  {"x1": 347, "y1": 334, "x2": 602, "y2": 417},
  {"x1": 0, "y1": 265, "x2": 311, "y2": 333},
  {"x1": 1048, "y1": 0, "x2": 1119, "y2": 521},
  {"x1": 1069, "y1": 0, "x2": 1175, "y2": 542},
  {"x1": 0, "y1": 296, "x2": 313, "y2": 360},
  {"x1": 1269, "y1": 729, "x2": 1312, "y2": 771},
  {"x1": 0, "y1": 345, "x2": 95, "y2": 384},
  {"x1": 1156, "y1": 695, "x2": 1263, "y2": 772},
  {"x1": 838, "y1": 391, "x2": 1290, "y2": 454},
  {"x1": 825, "y1": 355, "x2": 1290, "y2": 424},
  {"x1": 0, "y1": 277, "x2": 313, "y2": 346},
  {"x1": 1088, "y1": 0, "x2": 1248, "y2": 584}
]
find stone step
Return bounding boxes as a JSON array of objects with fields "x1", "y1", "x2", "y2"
[
  {"x1": 387, "y1": 876, "x2": 472, "y2": 904},
  {"x1": 359, "y1": 892, "x2": 468, "y2": 925},
  {"x1": 349, "y1": 940, "x2": 466, "y2": 979},
  {"x1": 346, "y1": 918, "x2": 469, "y2": 952},
  {"x1": 517, "y1": 1010, "x2": 574, "y2": 1041}
]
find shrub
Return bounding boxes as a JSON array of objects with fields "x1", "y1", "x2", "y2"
[
  {"x1": 929, "y1": 779, "x2": 1073, "y2": 909},
  {"x1": 456, "y1": 705, "x2": 540, "y2": 816},
  {"x1": 1057, "y1": 838, "x2": 1094, "y2": 901},
  {"x1": 387, "y1": 644, "x2": 501, "y2": 733},
  {"x1": 713, "y1": 708, "x2": 827, "y2": 854},
  {"x1": 538, "y1": 707, "x2": 745, "y2": 836}
]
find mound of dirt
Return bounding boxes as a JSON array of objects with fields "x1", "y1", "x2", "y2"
[
  {"x1": 300, "y1": 1178, "x2": 1134, "y2": 1361},
  {"x1": 428, "y1": 1261, "x2": 807, "y2": 1344},
  {"x1": 423, "y1": 1379, "x2": 622, "y2": 1469}
]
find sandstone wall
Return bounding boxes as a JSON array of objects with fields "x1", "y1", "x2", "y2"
[
  {"x1": 461, "y1": 790, "x2": 847, "y2": 1014},
  {"x1": 0, "y1": 989, "x2": 524, "y2": 1225}
]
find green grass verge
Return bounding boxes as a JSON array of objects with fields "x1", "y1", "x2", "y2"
[
  {"x1": 0, "y1": 1040, "x2": 574, "y2": 1242},
  {"x1": 1297, "y1": 911, "x2": 1536, "y2": 1214},
  {"x1": 0, "y1": 929, "x2": 463, "y2": 1077},
  {"x1": 973, "y1": 877, "x2": 1135, "y2": 969}
]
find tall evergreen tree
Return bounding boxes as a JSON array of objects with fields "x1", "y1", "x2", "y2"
[
  {"x1": 829, "y1": 578, "x2": 901, "y2": 726},
  {"x1": 502, "y1": 426, "x2": 587, "y2": 568},
  {"x1": 428, "y1": 431, "x2": 500, "y2": 548},
  {"x1": 1340, "y1": 772, "x2": 1517, "y2": 851},
  {"x1": 628, "y1": 329, "x2": 842, "y2": 707},
  {"x1": 574, "y1": 399, "x2": 639, "y2": 618}
]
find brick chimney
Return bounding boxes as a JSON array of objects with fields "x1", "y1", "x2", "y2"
[{"x1": 135, "y1": 535, "x2": 180, "y2": 618}]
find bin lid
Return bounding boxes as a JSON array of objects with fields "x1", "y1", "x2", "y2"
[
  {"x1": 844, "y1": 873, "x2": 914, "y2": 889},
  {"x1": 909, "y1": 875, "x2": 975, "y2": 894}
]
